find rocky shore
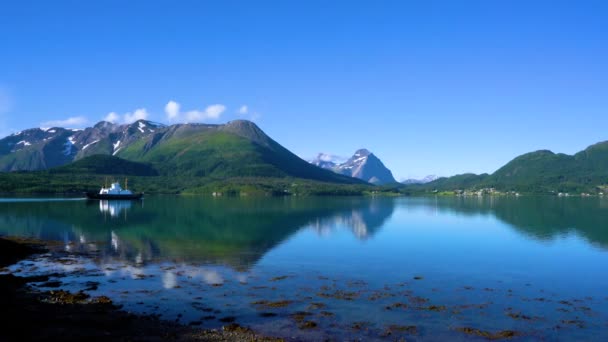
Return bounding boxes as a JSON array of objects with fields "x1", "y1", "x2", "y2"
[{"x1": 0, "y1": 237, "x2": 281, "y2": 342}]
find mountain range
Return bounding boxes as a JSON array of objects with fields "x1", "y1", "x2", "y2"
[
  {"x1": 414, "y1": 141, "x2": 608, "y2": 193},
  {"x1": 401, "y1": 175, "x2": 439, "y2": 184},
  {"x1": 310, "y1": 149, "x2": 397, "y2": 185},
  {"x1": 3, "y1": 119, "x2": 608, "y2": 194},
  {"x1": 0, "y1": 120, "x2": 363, "y2": 185}
]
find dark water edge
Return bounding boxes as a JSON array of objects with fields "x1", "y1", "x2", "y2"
[{"x1": 0, "y1": 237, "x2": 281, "y2": 342}]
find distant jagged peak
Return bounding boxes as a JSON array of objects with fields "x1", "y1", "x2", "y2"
[
  {"x1": 93, "y1": 120, "x2": 117, "y2": 129},
  {"x1": 401, "y1": 175, "x2": 439, "y2": 184},
  {"x1": 353, "y1": 148, "x2": 371, "y2": 158},
  {"x1": 129, "y1": 119, "x2": 166, "y2": 128},
  {"x1": 126, "y1": 119, "x2": 166, "y2": 134},
  {"x1": 309, "y1": 148, "x2": 397, "y2": 185}
]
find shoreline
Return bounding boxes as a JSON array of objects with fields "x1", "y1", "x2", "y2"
[{"x1": 0, "y1": 236, "x2": 282, "y2": 342}]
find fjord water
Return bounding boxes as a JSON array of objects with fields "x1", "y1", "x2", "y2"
[{"x1": 1, "y1": 196, "x2": 607, "y2": 340}]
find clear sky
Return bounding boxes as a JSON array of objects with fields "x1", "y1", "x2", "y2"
[{"x1": 1, "y1": 0, "x2": 607, "y2": 180}]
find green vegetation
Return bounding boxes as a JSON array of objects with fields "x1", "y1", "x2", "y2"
[
  {"x1": 117, "y1": 123, "x2": 361, "y2": 184},
  {"x1": 0, "y1": 121, "x2": 374, "y2": 195},
  {"x1": 0, "y1": 154, "x2": 378, "y2": 195},
  {"x1": 404, "y1": 141, "x2": 608, "y2": 195},
  {"x1": 50, "y1": 155, "x2": 158, "y2": 176},
  {"x1": 3, "y1": 120, "x2": 608, "y2": 196}
]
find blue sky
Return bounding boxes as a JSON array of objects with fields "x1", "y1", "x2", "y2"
[{"x1": 1, "y1": 0, "x2": 607, "y2": 180}]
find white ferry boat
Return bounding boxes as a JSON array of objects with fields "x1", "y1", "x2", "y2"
[{"x1": 86, "y1": 180, "x2": 143, "y2": 200}]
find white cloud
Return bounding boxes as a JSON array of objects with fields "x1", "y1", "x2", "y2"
[
  {"x1": 41, "y1": 116, "x2": 89, "y2": 128},
  {"x1": 162, "y1": 101, "x2": 225, "y2": 123},
  {"x1": 317, "y1": 153, "x2": 347, "y2": 164},
  {"x1": 165, "y1": 100, "x2": 180, "y2": 121},
  {"x1": 184, "y1": 110, "x2": 203, "y2": 122},
  {"x1": 104, "y1": 112, "x2": 119, "y2": 123},
  {"x1": 105, "y1": 108, "x2": 149, "y2": 124},
  {"x1": 123, "y1": 108, "x2": 148, "y2": 123},
  {"x1": 236, "y1": 104, "x2": 260, "y2": 122},
  {"x1": 205, "y1": 104, "x2": 225, "y2": 119}
]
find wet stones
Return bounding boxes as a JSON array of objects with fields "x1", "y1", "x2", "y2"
[
  {"x1": 91, "y1": 295, "x2": 113, "y2": 304},
  {"x1": 47, "y1": 290, "x2": 90, "y2": 304},
  {"x1": 251, "y1": 300, "x2": 294, "y2": 308},
  {"x1": 560, "y1": 319, "x2": 585, "y2": 328},
  {"x1": 350, "y1": 321, "x2": 371, "y2": 331},
  {"x1": 408, "y1": 296, "x2": 429, "y2": 305},
  {"x1": 423, "y1": 305, "x2": 447, "y2": 312},
  {"x1": 306, "y1": 302, "x2": 326, "y2": 310},
  {"x1": 298, "y1": 321, "x2": 318, "y2": 330},
  {"x1": 290, "y1": 311, "x2": 313, "y2": 322},
  {"x1": 317, "y1": 289, "x2": 360, "y2": 301},
  {"x1": 223, "y1": 323, "x2": 252, "y2": 333},
  {"x1": 455, "y1": 327, "x2": 518, "y2": 340},
  {"x1": 259, "y1": 312, "x2": 277, "y2": 317},
  {"x1": 385, "y1": 302, "x2": 408, "y2": 310},
  {"x1": 506, "y1": 311, "x2": 534, "y2": 321},
  {"x1": 318, "y1": 311, "x2": 334, "y2": 317},
  {"x1": 381, "y1": 324, "x2": 418, "y2": 337}
]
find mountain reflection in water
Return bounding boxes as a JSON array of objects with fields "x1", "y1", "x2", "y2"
[
  {"x1": 0, "y1": 196, "x2": 607, "y2": 270},
  {"x1": 0, "y1": 197, "x2": 396, "y2": 269}
]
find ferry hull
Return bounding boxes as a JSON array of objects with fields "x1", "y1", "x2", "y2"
[{"x1": 85, "y1": 192, "x2": 143, "y2": 200}]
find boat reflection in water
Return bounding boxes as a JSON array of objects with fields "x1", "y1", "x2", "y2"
[{"x1": 99, "y1": 200, "x2": 133, "y2": 218}]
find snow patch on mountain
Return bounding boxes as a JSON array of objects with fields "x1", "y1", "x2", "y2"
[
  {"x1": 82, "y1": 140, "x2": 100, "y2": 150},
  {"x1": 63, "y1": 136, "x2": 76, "y2": 156}
]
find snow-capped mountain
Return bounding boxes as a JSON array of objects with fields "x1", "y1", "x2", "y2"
[
  {"x1": 401, "y1": 175, "x2": 439, "y2": 184},
  {"x1": 311, "y1": 149, "x2": 397, "y2": 185},
  {"x1": 0, "y1": 119, "x2": 362, "y2": 185},
  {"x1": 0, "y1": 120, "x2": 165, "y2": 171}
]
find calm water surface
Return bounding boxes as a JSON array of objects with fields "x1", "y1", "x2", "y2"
[{"x1": 1, "y1": 196, "x2": 607, "y2": 340}]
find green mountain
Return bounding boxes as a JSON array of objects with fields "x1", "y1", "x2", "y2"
[
  {"x1": 50, "y1": 155, "x2": 159, "y2": 176},
  {"x1": 0, "y1": 120, "x2": 370, "y2": 194},
  {"x1": 0, "y1": 120, "x2": 361, "y2": 184},
  {"x1": 423, "y1": 173, "x2": 489, "y2": 191},
  {"x1": 115, "y1": 120, "x2": 358, "y2": 183},
  {"x1": 413, "y1": 141, "x2": 608, "y2": 193}
]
